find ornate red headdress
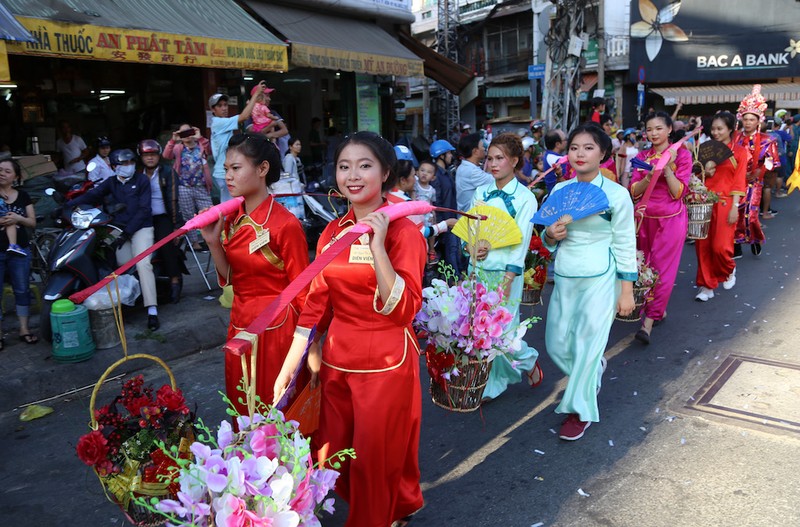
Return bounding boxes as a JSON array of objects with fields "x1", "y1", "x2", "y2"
[{"x1": 737, "y1": 84, "x2": 768, "y2": 122}]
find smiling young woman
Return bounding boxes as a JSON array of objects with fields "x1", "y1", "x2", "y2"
[
  {"x1": 694, "y1": 112, "x2": 747, "y2": 302},
  {"x1": 274, "y1": 132, "x2": 427, "y2": 527},
  {"x1": 200, "y1": 132, "x2": 310, "y2": 422},
  {"x1": 630, "y1": 112, "x2": 693, "y2": 344}
]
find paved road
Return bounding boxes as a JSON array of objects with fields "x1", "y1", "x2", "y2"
[{"x1": 2, "y1": 201, "x2": 799, "y2": 526}]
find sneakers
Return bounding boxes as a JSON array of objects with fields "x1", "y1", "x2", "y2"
[
  {"x1": 695, "y1": 286, "x2": 715, "y2": 302},
  {"x1": 751, "y1": 243, "x2": 762, "y2": 256},
  {"x1": 559, "y1": 414, "x2": 591, "y2": 441},
  {"x1": 722, "y1": 268, "x2": 736, "y2": 290},
  {"x1": 733, "y1": 244, "x2": 742, "y2": 260},
  {"x1": 7, "y1": 244, "x2": 26, "y2": 256}
]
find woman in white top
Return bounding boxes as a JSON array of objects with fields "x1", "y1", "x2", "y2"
[{"x1": 282, "y1": 136, "x2": 305, "y2": 183}]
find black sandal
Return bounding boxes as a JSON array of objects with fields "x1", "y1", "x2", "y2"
[
  {"x1": 19, "y1": 333, "x2": 38, "y2": 345},
  {"x1": 392, "y1": 516, "x2": 414, "y2": 527}
]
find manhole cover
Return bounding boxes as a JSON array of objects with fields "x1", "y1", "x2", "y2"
[{"x1": 685, "y1": 354, "x2": 800, "y2": 434}]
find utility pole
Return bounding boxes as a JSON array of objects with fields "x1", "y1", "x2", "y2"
[
  {"x1": 543, "y1": 0, "x2": 588, "y2": 131},
  {"x1": 597, "y1": 0, "x2": 605, "y2": 96},
  {"x1": 435, "y1": 0, "x2": 460, "y2": 140}
]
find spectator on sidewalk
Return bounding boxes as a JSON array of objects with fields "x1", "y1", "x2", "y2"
[
  {"x1": 542, "y1": 129, "x2": 568, "y2": 194},
  {"x1": 455, "y1": 132, "x2": 493, "y2": 212},
  {"x1": 66, "y1": 149, "x2": 158, "y2": 330},
  {"x1": 139, "y1": 139, "x2": 187, "y2": 305},
  {"x1": 430, "y1": 139, "x2": 460, "y2": 275},
  {"x1": 56, "y1": 120, "x2": 89, "y2": 176},
  {"x1": 308, "y1": 117, "x2": 326, "y2": 163},
  {"x1": 87, "y1": 136, "x2": 115, "y2": 183},
  {"x1": 164, "y1": 124, "x2": 213, "y2": 250},
  {"x1": 209, "y1": 81, "x2": 265, "y2": 202},
  {"x1": 0, "y1": 158, "x2": 38, "y2": 346}
]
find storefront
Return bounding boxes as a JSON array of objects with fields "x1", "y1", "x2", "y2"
[
  {"x1": 1, "y1": 0, "x2": 286, "y2": 157},
  {"x1": 242, "y1": 0, "x2": 425, "y2": 146},
  {"x1": 628, "y1": 0, "x2": 800, "y2": 120}
]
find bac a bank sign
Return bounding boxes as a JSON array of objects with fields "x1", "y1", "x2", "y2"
[{"x1": 629, "y1": 0, "x2": 800, "y2": 82}]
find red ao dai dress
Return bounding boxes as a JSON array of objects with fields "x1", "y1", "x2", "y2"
[
  {"x1": 296, "y1": 206, "x2": 427, "y2": 527},
  {"x1": 221, "y1": 196, "x2": 310, "y2": 418}
]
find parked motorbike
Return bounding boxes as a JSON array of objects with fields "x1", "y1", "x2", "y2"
[{"x1": 40, "y1": 204, "x2": 124, "y2": 342}]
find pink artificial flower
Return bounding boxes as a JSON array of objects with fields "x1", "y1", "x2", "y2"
[
  {"x1": 243, "y1": 510, "x2": 274, "y2": 527},
  {"x1": 250, "y1": 424, "x2": 281, "y2": 459},
  {"x1": 289, "y1": 475, "x2": 315, "y2": 516}
]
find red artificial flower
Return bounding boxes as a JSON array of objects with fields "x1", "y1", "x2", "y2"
[
  {"x1": 426, "y1": 351, "x2": 455, "y2": 383},
  {"x1": 76, "y1": 430, "x2": 109, "y2": 467},
  {"x1": 539, "y1": 247, "x2": 551, "y2": 260},
  {"x1": 156, "y1": 385, "x2": 187, "y2": 413},
  {"x1": 529, "y1": 236, "x2": 544, "y2": 251},
  {"x1": 533, "y1": 265, "x2": 547, "y2": 285},
  {"x1": 124, "y1": 395, "x2": 153, "y2": 417}
]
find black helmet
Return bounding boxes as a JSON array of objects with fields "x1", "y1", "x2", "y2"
[
  {"x1": 96, "y1": 136, "x2": 111, "y2": 148},
  {"x1": 137, "y1": 139, "x2": 162, "y2": 156},
  {"x1": 109, "y1": 148, "x2": 136, "y2": 167}
]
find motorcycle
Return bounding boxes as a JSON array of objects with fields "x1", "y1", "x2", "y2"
[{"x1": 40, "y1": 204, "x2": 125, "y2": 342}]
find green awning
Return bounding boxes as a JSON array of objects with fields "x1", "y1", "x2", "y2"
[{"x1": 485, "y1": 83, "x2": 530, "y2": 98}]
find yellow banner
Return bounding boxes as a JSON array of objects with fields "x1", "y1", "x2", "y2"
[
  {"x1": 292, "y1": 43, "x2": 423, "y2": 77},
  {"x1": 5, "y1": 17, "x2": 287, "y2": 71},
  {"x1": 0, "y1": 41, "x2": 9, "y2": 82}
]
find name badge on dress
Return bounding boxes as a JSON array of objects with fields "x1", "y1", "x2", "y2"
[
  {"x1": 348, "y1": 236, "x2": 374, "y2": 264},
  {"x1": 249, "y1": 229, "x2": 271, "y2": 254}
]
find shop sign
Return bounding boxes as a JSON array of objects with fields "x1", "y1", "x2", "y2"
[
  {"x1": 292, "y1": 43, "x2": 423, "y2": 77},
  {"x1": 629, "y1": 0, "x2": 800, "y2": 83},
  {"x1": 5, "y1": 17, "x2": 287, "y2": 71},
  {"x1": 356, "y1": 74, "x2": 381, "y2": 133}
]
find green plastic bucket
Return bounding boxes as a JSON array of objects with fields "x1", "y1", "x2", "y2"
[{"x1": 51, "y1": 303, "x2": 95, "y2": 363}]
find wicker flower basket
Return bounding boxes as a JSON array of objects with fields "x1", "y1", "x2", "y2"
[
  {"x1": 428, "y1": 356, "x2": 493, "y2": 412},
  {"x1": 615, "y1": 286, "x2": 651, "y2": 323},
  {"x1": 686, "y1": 202, "x2": 714, "y2": 240},
  {"x1": 521, "y1": 286, "x2": 543, "y2": 305},
  {"x1": 88, "y1": 354, "x2": 194, "y2": 527}
]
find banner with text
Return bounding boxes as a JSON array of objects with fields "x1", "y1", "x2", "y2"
[
  {"x1": 6, "y1": 17, "x2": 287, "y2": 71},
  {"x1": 292, "y1": 43, "x2": 423, "y2": 77},
  {"x1": 629, "y1": 0, "x2": 800, "y2": 83}
]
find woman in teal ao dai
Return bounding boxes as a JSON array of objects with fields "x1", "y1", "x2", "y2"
[
  {"x1": 543, "y1": 124, "x2": 637, "y2": 441},
  {"x1": 468, "y1": 133, "x2": 540, "y2": 400}
]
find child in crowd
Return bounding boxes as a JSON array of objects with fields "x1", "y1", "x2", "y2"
[
  {"x1": 415, "y1": 160, "x2": 439, "y2": 262},
  {"x1": 249, "y1": 85, "x2": 280, "y2": 134},
  {"x1": 0, "y1": 196, "x2": 26, "y2": 255}
]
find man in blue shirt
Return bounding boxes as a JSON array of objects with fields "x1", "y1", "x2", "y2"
[
  {"x1": 542, "y1": 129, "x2": 567, "y2": 195},
  {"x1": 455, "y1": 132, "x2": 493, "y2": 212},
  {"x1": 209, "y1": 81, "x2": 264, "y2": 202}
]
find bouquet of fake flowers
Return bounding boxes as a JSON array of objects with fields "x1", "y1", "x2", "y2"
[
  {"x1": 685, "y1": 174, "x2": 720, "y2": 204},
  {"x1": 415, "y1": 277, "x2": 531, "y2": 382},
  {"x1": 635, "y1": 250, "x2": 658, "y2": 290},
  {"x1": 523, "y1": 235, "x2": 552, "y2": 290},
  {"x1": 76, "y1": 375, "x2": 195, "y2": 522},
  {"x1": 131, "y1": 394, "x2": 355, "y2": 527}
]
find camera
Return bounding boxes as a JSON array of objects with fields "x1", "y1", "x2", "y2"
[{"x1": 178, "y1": 128, "x2": 195, "y2": 139}]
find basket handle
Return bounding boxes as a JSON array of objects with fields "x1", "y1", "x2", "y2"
[{"x1": 89, "y1": 353, "x2": 177, "y2": 429}]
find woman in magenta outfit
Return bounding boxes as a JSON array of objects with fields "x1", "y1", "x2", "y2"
[{"x1": 629, "y1": 112, "x2": 693, "y2": 344}]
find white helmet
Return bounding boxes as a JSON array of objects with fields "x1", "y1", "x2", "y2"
[{"x1": 521, "y1": 137, "x2": 536, "y2": 151}]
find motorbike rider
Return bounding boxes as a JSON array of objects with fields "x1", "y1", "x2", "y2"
[
  {"x1": 138, "y1": 139, "x2": 186, "y2": 304},
  {"x1": 87, "y1": 136, "x2": 115, "y2": 183},
  {"x1": 65, "y1": 148, "x2": 160, "y2": 330}
]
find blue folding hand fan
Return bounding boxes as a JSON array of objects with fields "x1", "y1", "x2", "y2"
[
  {"x1": 532, "y1": 181, "x2": 610, "y2": 226},
  {"x1": 630, "y1": 157, "x2": 654, "y2": 172}
]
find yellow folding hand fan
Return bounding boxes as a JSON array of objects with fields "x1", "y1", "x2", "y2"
[{"x1": 452, "y1": 204, "x2": 522, "y2": 250}]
